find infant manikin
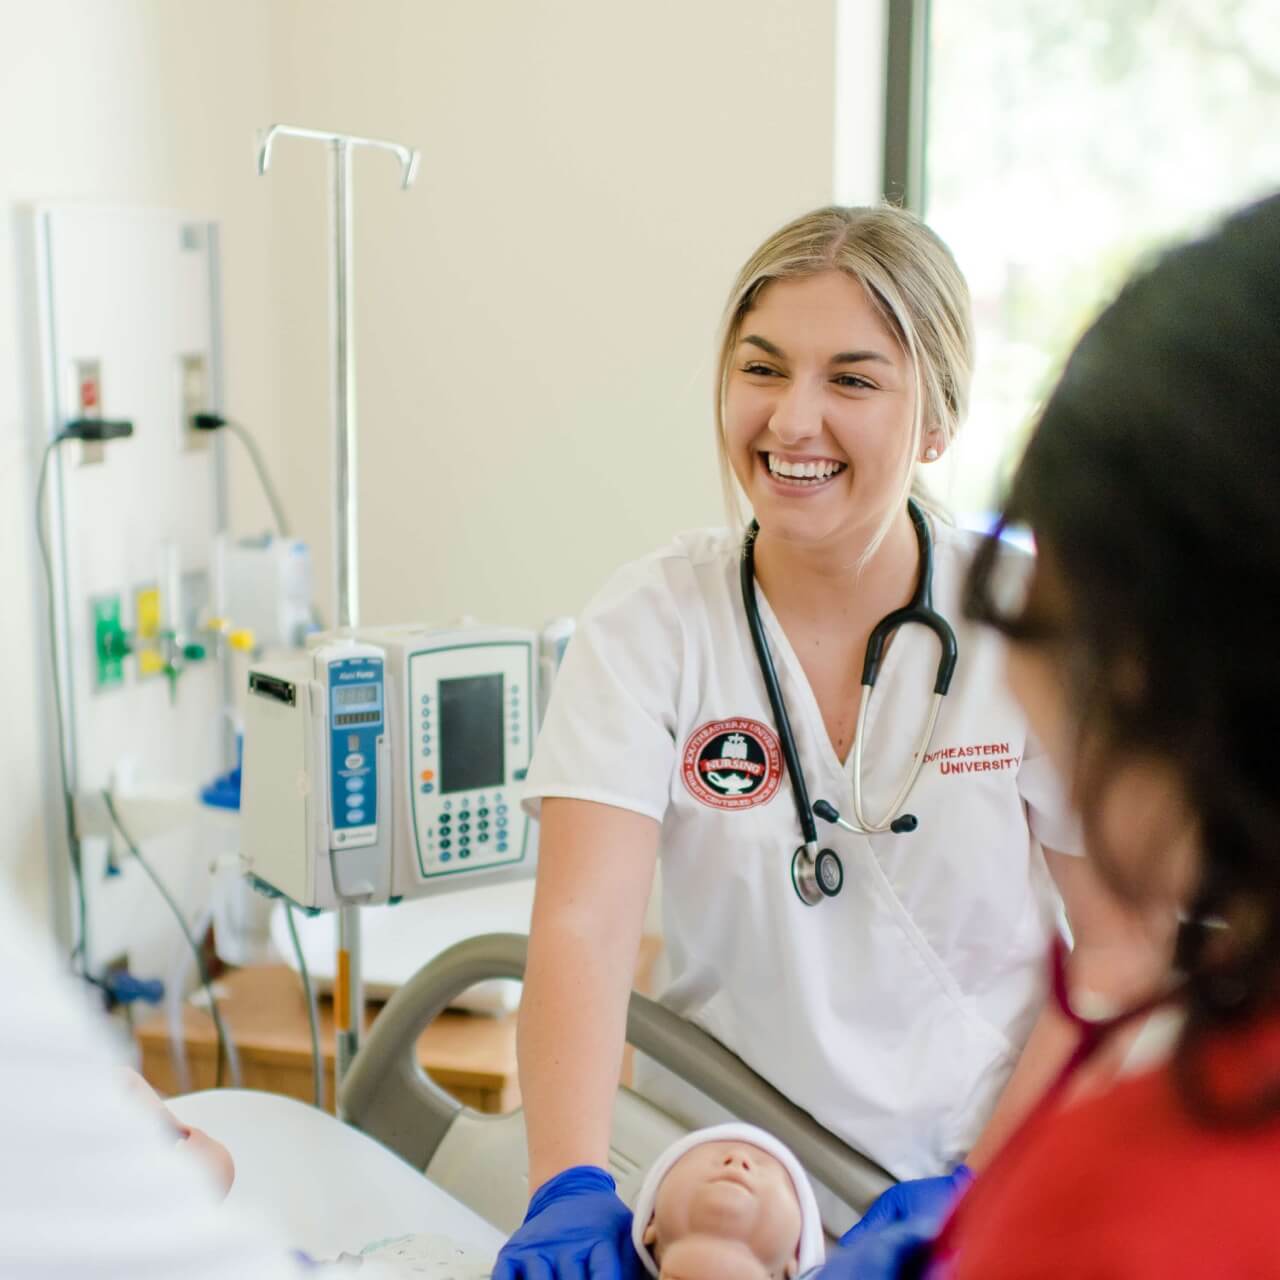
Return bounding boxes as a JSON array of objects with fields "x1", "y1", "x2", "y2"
[{"x1": 632, "y1": 1124, "x2": 825, "y2": 1280}]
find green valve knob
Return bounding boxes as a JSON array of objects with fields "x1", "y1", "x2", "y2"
[
  {"x1": 101, "y1": 628, "x2": 132, "y2": 660},
  {"x1": 182, "y1": 643, "x2": 207, "y2": 662}
]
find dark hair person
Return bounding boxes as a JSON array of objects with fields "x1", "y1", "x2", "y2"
[{"x1": 927, "y1": 192, "x2": 1280, "y2": 1276}]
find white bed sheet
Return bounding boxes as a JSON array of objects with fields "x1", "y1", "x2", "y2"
[{"x1": 168, "y1": 1089, "x2": 504, "y2": 1263}]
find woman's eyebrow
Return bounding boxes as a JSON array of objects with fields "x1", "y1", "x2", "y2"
[
  {"x1": 831, "y1": 349, "x2": 892, "y2": 366},
  {"x1": 741, "y1": 334, "x2": 785, "y2": 358},
  {"x1": 740, "y1": 334, "x2": 892, "y2": 366}
]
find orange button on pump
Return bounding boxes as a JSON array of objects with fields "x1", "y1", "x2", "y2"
[{"x1": 420, "y1": 769, "x2": 435, "y2": 782}]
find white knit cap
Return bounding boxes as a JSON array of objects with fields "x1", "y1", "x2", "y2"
[{"x1": 630, "y1": 1123, "x2": 825, "y2": 1278}]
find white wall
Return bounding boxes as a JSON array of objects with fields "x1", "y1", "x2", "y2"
[
  {"x1": 261, "y1": 0, "x2": 845, "y2": 629},
  {"x1": 0, "y1": 0, "x2": 281, "y2": 922},
  {"x1": 3, "y1": 0, "x2": 885, "y2": 935}
]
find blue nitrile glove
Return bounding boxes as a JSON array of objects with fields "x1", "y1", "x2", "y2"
[
  {"x1": 840, "y1": 1166, "x2": 973, "y2": 1247},
  {"x1": 814, "y1": 1217, "x2": 938, "y2": 1280},
  {"x1": 491, "y1": 1164, "x2": 643, "y2": 1280}
]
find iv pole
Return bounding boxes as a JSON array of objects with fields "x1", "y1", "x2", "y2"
[{"x1": 256, "y1": 124, "x2": 420, "y2": 1094}]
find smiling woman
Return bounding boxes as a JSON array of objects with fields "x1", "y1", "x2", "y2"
[
  {"x1": 499, "y1": 202, "x2": 1159, "y2": 1278},
  {"x1": 713, "y1": 206, "x2": 972, "y2": 554}
]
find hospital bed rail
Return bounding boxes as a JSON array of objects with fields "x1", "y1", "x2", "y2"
[{"x1": 341, "y1": 932, "x2": 894, "y2": 1233}]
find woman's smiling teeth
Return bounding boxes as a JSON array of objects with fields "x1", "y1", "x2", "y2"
[{"x1": 765, "y1": 453, "x2": 847, "y2": 485}]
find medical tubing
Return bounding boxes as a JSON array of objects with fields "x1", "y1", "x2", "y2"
[
  {"x1": 34, "y1": 438, "x2": 89, "y2": 971},
  {"x1": 175, "y1": 904, "x2": 243, "y2": 1088},
  {"x1": 740, "y1": 524, "x2": 818, "y2": 847},
  {"x1": 101, "y1": 790, "x2": 234, "y2": 1089},
  {"x1": 285, "y1": 902, "x2": 325, "y2": 1110},
  {"x1": 225, "y1": 419, "x2": 292, "y2": 538}
]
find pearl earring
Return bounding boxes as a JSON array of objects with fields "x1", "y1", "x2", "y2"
[{"x1": 924, "y1": 447, "x2": 939, "y2": 462}]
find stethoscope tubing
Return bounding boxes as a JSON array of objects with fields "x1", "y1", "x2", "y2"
[
  {"x1": 740, "y1": 527, "x2": 820, "y2": 851},
  {"x1": 741, "y1": 498, "x2": 958, "y2": 855}
]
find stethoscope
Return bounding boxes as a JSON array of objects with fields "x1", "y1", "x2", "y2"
[{"x1": 740, "y1": 499, "x2": 959, "y2": 906}]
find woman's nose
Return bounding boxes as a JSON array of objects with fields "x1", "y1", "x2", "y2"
[{"x1": 770, "y1": 381, "x2": 822, "y2": 443}]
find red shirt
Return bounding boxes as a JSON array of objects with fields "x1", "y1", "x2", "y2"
[{"x1": 933, "y1": 1014, "x2": 1280, "y2": 1279}]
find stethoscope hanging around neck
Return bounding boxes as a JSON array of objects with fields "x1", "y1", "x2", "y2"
[{"x1": 740, "y1": 499, "x2": 958, "y2": 906}]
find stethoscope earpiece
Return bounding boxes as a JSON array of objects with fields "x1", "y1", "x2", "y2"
[{"x1": 815, "y1": 798, "x2": 918, "y2": 837}]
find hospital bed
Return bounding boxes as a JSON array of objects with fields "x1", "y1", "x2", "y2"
[
  {"x1": 170, "y1": 932, "x2": 893, "y2": 1260},
  {"x1": 342, "y1": 933, "x2": 893, "y2": 1231}
]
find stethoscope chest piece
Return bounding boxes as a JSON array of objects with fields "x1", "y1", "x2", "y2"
[{"x1": 792, "y1": 845, "x2": 844, "y2": 906}]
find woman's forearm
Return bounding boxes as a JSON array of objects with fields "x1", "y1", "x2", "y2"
[
  {"x1": 517, "y1": 798, "x2": 659, "y2": 1193},
  {"x1": 518, "y1": 916, "x2": 643, "y2": 1190}
]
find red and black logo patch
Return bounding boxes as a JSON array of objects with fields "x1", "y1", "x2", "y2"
[{"x1": 681, "y1": 717, "x2": 783, "y2": 811}]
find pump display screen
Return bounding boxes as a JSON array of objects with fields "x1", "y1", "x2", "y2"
[
  {"x1": 334, "y1": 684, "x2": 379, "y2": 707},
  {"x1": 439, "y1": 674, "x2": 505, "y2": 794}
]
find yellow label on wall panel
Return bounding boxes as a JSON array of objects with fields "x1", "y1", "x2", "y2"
[{"x1": 134, "y1": 585, "x2": 163, "y2": 679}]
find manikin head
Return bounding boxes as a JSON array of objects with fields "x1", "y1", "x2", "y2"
[{"x1": 632, "y1": 1125, "x2": 824, "y2": 1280}]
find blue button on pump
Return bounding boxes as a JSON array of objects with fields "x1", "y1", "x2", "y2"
[
  {"x1": 441, "y1": 851, "x2": 452, "y2": 862},
  {"x1": 347, "y1": 809, "x2": 366, "y2": 823},
  {"x1": 346, "y1": 778, "x2": 364, "y2": 792},
  {"x1": 440, "y1": 838, "x2": 451, "y2": 850},
  {"x1": 421, "y1": 782, "x2": 434, "y2": 794}
]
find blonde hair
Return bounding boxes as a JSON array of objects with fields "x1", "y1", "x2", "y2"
[{"x1": 714, "y1": 204, "x2": 973, "y2": 548}]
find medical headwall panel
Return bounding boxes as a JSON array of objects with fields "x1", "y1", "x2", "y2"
[{"x1": 35, "y1": 206, "x2": 226, "y2": 975}]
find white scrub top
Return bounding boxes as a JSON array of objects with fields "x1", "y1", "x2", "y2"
[{"x1": 523, "y1": 519, "x2": 1079, "y2": 1181}]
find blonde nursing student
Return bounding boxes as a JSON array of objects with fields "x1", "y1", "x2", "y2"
[{"x1": 494, "y1": 206, "x2": 1159, "y2": 1279}]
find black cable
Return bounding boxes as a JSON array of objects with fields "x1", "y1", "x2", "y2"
[
  {"x1": 285, "y1": 903, "x2": 325, "y2": 1110},
  {"x1": 34, "y1": 437, "x2": 89, "y2": 972},
  {"x1": 102, "y1": 790, "x2": 232, "y2": 1089}
]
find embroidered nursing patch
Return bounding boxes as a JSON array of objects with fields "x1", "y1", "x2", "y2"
[{"x1": 681, "y1": 718, "x2": 783, "y2": 810}]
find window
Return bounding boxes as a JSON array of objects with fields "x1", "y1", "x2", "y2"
[{"x1": 919, "y1": 1, "x2": 1280, "y2": 517}]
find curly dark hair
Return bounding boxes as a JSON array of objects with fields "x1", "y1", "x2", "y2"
[{"x1": 965, "y1": 191, "x2": 1280, "y2": 1126}]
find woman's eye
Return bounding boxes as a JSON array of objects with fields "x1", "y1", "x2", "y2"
[
  {"x1": 833, "y1": 373, "x2": 874, "y2": 390},
  {"x1": 741, "y1": 362, "x2": 780, "y2": 377}
]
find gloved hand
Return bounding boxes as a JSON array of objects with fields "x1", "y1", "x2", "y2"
[
  {"x1": 839, "y1": 1166, "x2": 972, "y2": 1249},
  {"x1": 491, "y1": 1164, "x2": 643, "y2": 1280},
  {"x1": 815, "y1": 1217, "x2": 938, "y2": 1280}
]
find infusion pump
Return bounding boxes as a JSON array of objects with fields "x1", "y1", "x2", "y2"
[{"x1": 241, "y1": 624, "x2": 537, "y2": 909}]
